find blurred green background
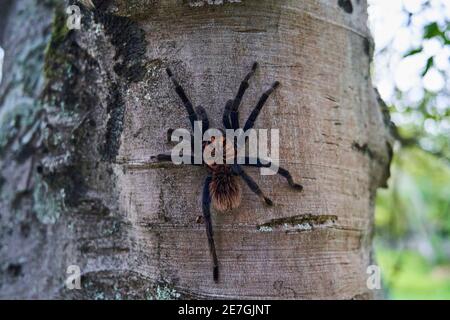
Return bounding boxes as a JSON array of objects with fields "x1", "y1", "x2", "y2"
[{"x1": 369, "y1": 0, "x2": 450, "y2": 299}]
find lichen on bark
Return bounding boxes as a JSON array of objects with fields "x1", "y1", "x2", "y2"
[{"x1": 0, "y1": 0, "x2": 155, "y2": 298}]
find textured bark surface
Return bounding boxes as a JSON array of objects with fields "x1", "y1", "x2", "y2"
[{"x1": 0, "y1": 0, "x2": 392, "y2": 299}]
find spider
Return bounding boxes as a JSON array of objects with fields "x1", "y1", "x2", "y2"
[{"x1": 152, "y1": 62, "x2": 303, "y2": 282}]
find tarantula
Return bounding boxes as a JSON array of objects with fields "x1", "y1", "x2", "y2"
[{"x1": 152, "y1": 62, "x2": 303, "y2": 282}]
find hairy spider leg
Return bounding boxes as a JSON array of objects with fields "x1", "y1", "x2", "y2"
[
  {"x1": 242, "y1": 157, "x2": 303, "y2": 191},
  {"x1": 152, "y1": 153, "x2": 173, "y2": 162},
  {"x1": 203, "y1": 176, "x2": 220, "y2": 282},
  {"x1": 166, "y1": 129, "x2": 197, "y2": 153},
  {"x1": 222, "y1": 100, "x2": 234, "y2": 129},
  {"x1": 230, "y1": 62, "x2": 258, "y2": 129},
  {"x1": 196, "y1": 105, "x2": 210, "y2": 133},
  {"x1": 232, "y1": 164, "x2": 273, "y2": 206},
  {"x1": 166, "y1": 128, "x2": 175, "y2": 143},
  {"x1": 243, "y1": 81, "x2": 280, "y2": 132},
  {"x1": 151, "y1": 153, "x2": 201, "y2": 166},
  {"x1": 166, "y1": 68, "x2": 198, "y2": 129}
]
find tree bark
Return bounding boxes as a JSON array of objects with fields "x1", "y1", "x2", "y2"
[{"x1": 0, "y1": 0, "x2": 393, "y2": 299}]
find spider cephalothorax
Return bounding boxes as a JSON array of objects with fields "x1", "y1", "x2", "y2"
[{"x1": 152, "y1": 62, "x2": 303, "y2": 282}]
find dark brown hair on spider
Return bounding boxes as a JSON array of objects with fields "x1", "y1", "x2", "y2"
[{"x1": 152, "y1": 62, "x2": 303, "y2": 282}]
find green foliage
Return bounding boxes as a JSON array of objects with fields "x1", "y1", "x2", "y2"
[
  {"x1": 376, "y1": 147, "x2": 450, "y2": 240},
  {"x1": 372, "y1": 1, "x2": 450, "y2": 299},
  {"x1": 376, "y1": 249, "x2": 450, "y2": 299},
  {"x1": 375, "y1": 147, "x2": 450, "y2": 299},
  {"x1": 384, "y1": 9, "x2": 450, "y2": 159}
]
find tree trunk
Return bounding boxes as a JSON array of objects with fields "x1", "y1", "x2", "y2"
[{"x1": 0, "y1": 0, "x2": 393, "y2": 299}]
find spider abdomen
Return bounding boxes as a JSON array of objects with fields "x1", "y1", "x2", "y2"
[{"x1": 209, "y1": 166, "x2": 242, "y2": 212}]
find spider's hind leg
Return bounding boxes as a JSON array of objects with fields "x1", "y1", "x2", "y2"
[
  {"x1": 202, "y1": 176, "x2": 220, "y2": 282},
  {"x1": 278, "y1": 167, "x2": 303, "y2": 191}
]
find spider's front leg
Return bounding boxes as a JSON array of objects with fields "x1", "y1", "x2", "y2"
[
  {"x1": 243, "y1": 81, "x2": 280, "y2": 131},
  {"x1": 202, "y1": 175, "x2": 220, "y2": 282},
  {"x1": 223, "y1": 62, "x2": 258, "y2": 130},
  {"x1": 222, "y1": 100, "x2": 234, "y2": 129},
  {"x1": 151, "y1": 152, "x2": 201, "y2": 166},
  {"x1": 196, "y1": 105, "x2": 210, "y2": 133},
  {"x1": 166, "y1": 68, "x2": 198, "y2": 130},
  {"x1": 151, "y1": 153, "x2": 173, "y2": 162}
]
